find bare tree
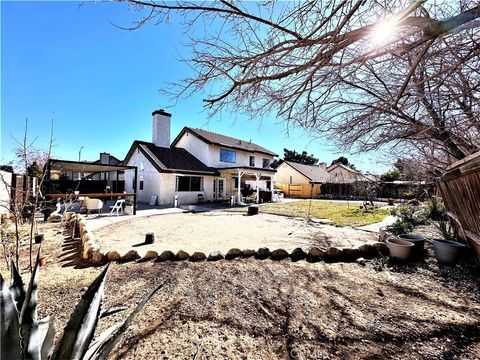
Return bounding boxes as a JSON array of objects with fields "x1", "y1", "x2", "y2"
[{"x1": 121, "y1": 0, "x2": 480, "y2": 167}]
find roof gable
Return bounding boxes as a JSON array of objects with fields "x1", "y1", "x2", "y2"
[
  {"x1": 327, "y1": 163, "x2": 360, "y2": 174},
  {"x1": 124, "y1": 141, "x2": 219, "y2": 176},
  {"x1": 171, "y1": 127, "x2": 278, "y2": 156},
  {"x1": 284, "y1": 161, "x2": 329, "y2": 183}
]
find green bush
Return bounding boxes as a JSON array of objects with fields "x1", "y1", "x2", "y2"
[{"x1": 387, "y1": 219, "x2": 414, "y2": 235}]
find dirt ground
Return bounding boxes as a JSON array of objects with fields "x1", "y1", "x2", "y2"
[
  {"x1": 1, "y1": 222, "x2": 480, "y2": 359},
  {"x1": 93, "y1": 212, "x2": 378, "y2": 257}
]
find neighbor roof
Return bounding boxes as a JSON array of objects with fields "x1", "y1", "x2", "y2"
[
  {"x1": 326, "y1": 163, "x2": 360, "y2": 174},
  {"x1": 284, "y1": 161, "x2": 329, "y2": 183},
  {"x1": 124, "y1": 141, "x2": 219, "y2": 176},
  {"x1": 171, "y1": 127, "x2": 278, "y2": 156}
]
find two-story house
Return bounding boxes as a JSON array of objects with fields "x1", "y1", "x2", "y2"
[{"x1": 123, "y1": 109, "x2": 277, "y2": 206}]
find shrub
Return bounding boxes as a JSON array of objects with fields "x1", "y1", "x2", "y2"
[{"x1": 387, "y1": 219, "x2": 414, "y2": 235}]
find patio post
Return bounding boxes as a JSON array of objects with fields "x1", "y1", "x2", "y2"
[
  {"x1": 269, "y1": 176, "x2": 274, "y2": 202},
  {"x1": 133, "y1": 166, "x2": 138, "y2": 215},
  {"x1": 237, "y1": 169, "x2": 242, "y2": 205},
  {"x1": 255, "y1": 173, "x2": 261, "y2": 204}
]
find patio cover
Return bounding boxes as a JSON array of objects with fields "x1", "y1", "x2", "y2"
[{"x1": 46, "y1": 158, "x2": 136, "y2": 173}]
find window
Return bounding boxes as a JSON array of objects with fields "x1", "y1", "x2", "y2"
[
  {"x1": 220, "y1": 149, "x2": 236, "y2": 163},
  {"x1": 140, "y1": 161, "x2": 145, "y2": 172},
  {"x1": 176, "y1": 176, "x2": 203, "y2": 191},
  {"x1": 249, "y1": 156, "x2": 255, "y2": 167},
  {"x1": 139, "y1": 176, "x2": 144, "y2": 190},
  {"x1": 233, "y1": 177, "x2": 246, "y2": 190},
  {"x1": 262, "y1": 158, "x2": 271, "y2": 168}
]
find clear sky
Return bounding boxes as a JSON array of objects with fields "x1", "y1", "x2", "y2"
[{"x1": 1, "y1": 1, "x2": 389, "y2": 173}]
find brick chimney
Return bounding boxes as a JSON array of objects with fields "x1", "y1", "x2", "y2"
[{"x1": 152, "y1": 109, "x2": 172, "y2": 148}]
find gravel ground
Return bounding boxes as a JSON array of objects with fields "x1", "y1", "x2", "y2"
[{"x1": 1, "y1": 222, "x2": 479, "y2": 360}]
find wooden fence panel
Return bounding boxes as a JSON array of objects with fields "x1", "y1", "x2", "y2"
[{"x1": 275, "y1": 183, "x2": 321, "y2": 198}]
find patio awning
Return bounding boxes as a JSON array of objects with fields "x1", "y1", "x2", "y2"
[{"x1": 46, "y1": 159, "x2": 137, "y2": 173}]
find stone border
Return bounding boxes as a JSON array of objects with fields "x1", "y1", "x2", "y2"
[{"x1": 64, "y1": 214, "x2": 390, "y2": 266}]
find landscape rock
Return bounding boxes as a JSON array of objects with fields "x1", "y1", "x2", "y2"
[
  {"x1": 140, "y1": 250, "x2": 159, "y2": 261},
  {"x1": 290, "y1": 247, "x2": 307, "y2": 262},
  {"x1": 155, "y1": 250, "x2": 175, "y2": 262},
  {"x1": 307, "y1": 247, "x2": 325, "y2": 262},
  {"x1": 241, "y1": 249, "x2": 256, "y2": 258},
  {"x1": 310, "y1": 218, "x2": 333, "y2": 225},
  {"x1": 207, "y1": 251, "x2": 225, "y2": 261},
  {"x1": 47, "y1": 214, "x2": 62, "y2": 223},
  {"x1": 91, "y1": 251, "x2": 104, "y2": 264},
  {"x1": 121, "y1": 250, "x2": 141, "y2": 263},
  {"x1": 225, "y1": 248, "x2": 242, "y2": 260},
  {"x1": 190, "y1": 252, "x2": 207, "y2": 262},
  {"x1": 356, "y1": 257, "x2": 368, "y2": 266},
  {"x1": 324, "y1": 247, "x2": 342, "y2": 263},
  {"x1": 372, "y1": 242, "x2": 390, "y2": 256},
  {"x1": 358, "y1": 244, "x2": 377, "y2": 259},
  {"x1": 255, "y1": 247, "x2": 271, "y2": 260},
  {"x1": 342, "y1": 248, "x2": 362, "y2": 262},
  {"x1": 175, "y1": 250, "x2": 190, "y2": 261},
  {"x1": 106, "y1": 251, "x2": 121, "y2": 261},
  {"x1": 270, "y1": 249, "x2": 289, "y2": 261}
]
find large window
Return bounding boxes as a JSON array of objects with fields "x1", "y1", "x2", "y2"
[
  {"x1": 220, "y1": 149, "x2": 236, "y2": 163},
  {"x1": 176, "y1": 176, "x2": 203, "y2": 191},
  {"x1": 262, "y1": 158, "x2": 271, "y2": 168},
  {"x1": 249, "y1": 156, "x2": 255, "y2": 167}
]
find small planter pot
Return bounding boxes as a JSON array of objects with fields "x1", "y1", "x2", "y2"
[
  {"x1": 188, "y1": 205, "x2": 196, "y2": 212},
  {"x1": 34, "y1": 234, "x2": 44, "y2": 244},
  {"x1": 124, "y1": 205, "x2": 133, "y2": 215},
  {"x1": 386, "y1": 237, "x2": 415, "y2": 261},
  {"x1": 433, "y1": 239, "x2": 466, "y2": 265},
  {"x1": 398, "y1": 234, "x2": 425, "y2": 258},
  {"x1": 388, "y1": 198, "x2": 395, "y2": 206}
]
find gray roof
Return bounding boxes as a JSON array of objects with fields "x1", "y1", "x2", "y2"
[
  {"x1": 171, "y1": 127, "x2": 278, "y2": 156},
  {"x1": 285, "y1": 161, "x2": 329, "y2": 183}
]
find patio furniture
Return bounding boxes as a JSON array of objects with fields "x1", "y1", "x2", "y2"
[
  {"x1": 109, "y1": 199, "x2": 125, "y2": 216},
  {"x1": 85, "y1": 198, "x2": 103, "y2": 215}
]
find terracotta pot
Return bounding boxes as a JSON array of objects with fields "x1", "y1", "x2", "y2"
[
  {"x1": 398, "y1": 234, "x2": 425, "y2": 258},
  {"x1": 388, "y1": 198, "x2": 395, "y2": 206},
  {"x1": 386, "y1": 237, "x2": 414, "y2": 261},
  {"x1": 433, "y1": 239, "x2": 466, "y2": 265}
]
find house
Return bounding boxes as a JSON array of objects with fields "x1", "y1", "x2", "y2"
[
  {"x1": 274, "y1": 161, "x2": 329, "y2": 198},
  {"x1": 123, "y1": 109, "x2": 278, "y2": 206},
  {"x1": 326, "y1": 163, "x2": 364, "y2": 183}
]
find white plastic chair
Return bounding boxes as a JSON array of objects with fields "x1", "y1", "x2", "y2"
[
  {"x1": 109, "y1": 199, "x2": 125, "y2": 216},
  {"x1": 85, "y1": 198, "x2": 103, "y2": 215}
]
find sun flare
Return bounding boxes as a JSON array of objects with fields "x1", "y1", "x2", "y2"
[{"x1": 370, "y1": 18, "x2": 398, "y2": 46}]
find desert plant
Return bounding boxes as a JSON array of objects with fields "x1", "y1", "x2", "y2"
[
  {"x1": 387, "y1": 219, "x2": 414, "y2": 236},
  {"x1": 1, "y1": 250, "x2": 165, "y2": 360},
  {"x1": 435, "y1": 218, "x2": 456, "y2": 241},
  {"x1": 123, "y1": 197, "x2": 134, "y2": 207},
  {"x1": 391, "y1": 205, "x2": 415, "y2": 223},
  {"x1": 427, "y1": 196, "x2": 446, "y2": 221}
]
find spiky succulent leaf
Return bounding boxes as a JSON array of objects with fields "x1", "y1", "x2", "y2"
[
  {"x1": 0, "y1": 274, "x2": 22, "y2": 360},
  {"x1": 50, "y1": 265, "x2": 109, "y2": 360},
  {"x1": 83, "y1": 323, "x2": 122, "y2": 360},
  {"x1": 38, "y1": 316, "x2": 56, "y2": 360},
  {"x1": 92, "y1": 280, "x2": 167, "y2": 360},
  {"x1": 9, "y1": 260, "x2": 26, "y2": 312},
  {"x1": 99, "y1": 306, "x2": 127, "y2": 319},
  {"x1": 19, "y1": 249, "x2": 41, "y2": 360}
]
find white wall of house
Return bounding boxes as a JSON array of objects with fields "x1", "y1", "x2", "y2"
[
  {"x1": 274, "y1": 162, "x2": 311, "y2": 184},
  {"x1": 0, "y1": 171, "x2": 12, "y2": 214},
  {"x1": 158, "y1": 173, "x2": 215, "y2": 206},
  {"x1": 124, "y1": 148, "x2": 161, "y2": 203},
  {"x1": 175, "y1": 132, "x2": 275, "y2": 169}
]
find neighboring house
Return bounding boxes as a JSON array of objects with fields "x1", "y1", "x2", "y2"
[
  {"x1": 123, "y1": 109, "x2": 278, "y2": 205},
  {"x1": 326, "y1": 163, "x2": 364, "y2": 183},
  {"x1": 274, "y1": 161, "x2": 329, "y2": 198}
]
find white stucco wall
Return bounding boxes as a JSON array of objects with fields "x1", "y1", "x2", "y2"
[
  {"x1": 158, "y1": 173, "x2": 215, "y2": 206},
  {"x1": 0, "y1": 171, "x2": 12, "y2": 214},
  {"x1": 124, "y1": 148, "x2": 161, "y2": 203},
  {"x1": 175, "y1": 133, "x2": 210, "y2": 165},
  {"x1": 274, "y1": 163, "x2": 310, "y2": 184}
]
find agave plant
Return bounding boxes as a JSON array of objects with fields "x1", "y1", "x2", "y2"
[{"x1": 1, "y1": 250, "x2": 165, "y2": 360}]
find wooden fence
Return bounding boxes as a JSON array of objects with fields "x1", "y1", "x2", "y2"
[
  {"x1": 275, "y1": 183, "x2": 321, "y2": 198},
  {"x1": 438, "y1": 152, "x2": 480, "y2": 263}
]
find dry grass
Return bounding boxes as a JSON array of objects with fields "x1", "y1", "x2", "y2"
[{"x1": 234, "y1": 200, "x2": 390, "y2": 227}]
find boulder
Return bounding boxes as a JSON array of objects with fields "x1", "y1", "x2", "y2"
[
  {"x1": 270, "y1": 249, "x2": 289, "y2": 261},
  {"x1": 290, "y1": 248, "x2": 307, "y2": 262},
  {"x1": 358, "y1": 244, "x2": 377, "y2": 259},
  {"x1": 155, "y1": 250, "x2": 175, "y2": 262},
  {"x1": 106, "y1": 251, "x2": 121, "y2": 261},
  {"x1": 47, "y1": 214, "x2": 62, "y2": 223},
  {"x1": 225, "y1": 248, "x2": 242, "y2": 260},
  {"x1": 372, "y1": 242, "x2": 389, "y2": 256},
  {"x1": 324, "y1": 247, "x2": 342, "y2": 263},
  {"x1": 175, "y1": 250, "x2": 190, "y2": 261},
  {"x1": 307, "y1": 247, "x2": 324, "y2": 262},
  {"x1": 139, "y1": 250, "x2": 159, "y2": 262},
  {"x1": 241, "y1": 249, "x2": 256, "y2": 258},
  {"x1": 121, "y1": 250, "x2": 141, "y2": 263},
  {"x1": 341, "y1": 248, "x2": 361, "y2": 262},
  {"x1": 207, "y1": 251, "x2": 225, "y2": 261},
  {"x1": 91, "y1": 251, "x2": 104, "y2": 264},
  {"x1": 255, "y1": 247, "x2": 271, "y2": 260},
  {"x1": 189, "y1": 252, "x2": 207, "y2": 262}
]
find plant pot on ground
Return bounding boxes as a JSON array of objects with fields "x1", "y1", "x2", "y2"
[
  {"x1": 433, "y1": 239, "x2": 466, "y2": 265},
  {"x1": 398, "y1": 234, "x2": 425, "y2": 258},
  {"x1": 124, "y1": 197, "x2": 134, "y2": 215},
  {"x1": 388, "y1": 198, "x2": 395, "y2": 206},
  {"x1": 386, "y1": 237, "x2": 415, "y2": 261}
]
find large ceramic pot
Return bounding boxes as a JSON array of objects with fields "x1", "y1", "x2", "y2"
[
  {"x1": 386, "y1": 237, "x2": 415, "y2": 261},
  {"x1": 433, "y1": 239, "x2": 466, "y2": 265},
  {"x1": 398, "y1": 234, "x2": 425, "y2": 258}
]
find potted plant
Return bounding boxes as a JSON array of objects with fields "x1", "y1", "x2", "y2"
[
  {"x1": 433, "y1": 218, "x2": 466, "y2": 264},
  {"x1": 386, "y1": 237, "x2": 415, "y2": 261},
  {"x1": 124, "y1": 197, "x2": 134, "y2": 215},
  {"x1": 388, "y1": 198, "x2": 395, "y2": 206}
]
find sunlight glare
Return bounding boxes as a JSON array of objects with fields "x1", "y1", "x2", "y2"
[{"x1": 370, "y1": 17, "x2": 398, "y2": 46}]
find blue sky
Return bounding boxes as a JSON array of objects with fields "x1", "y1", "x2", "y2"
[{"x1": 1, "y1": 1, "x2": 389, "y2": 173}]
